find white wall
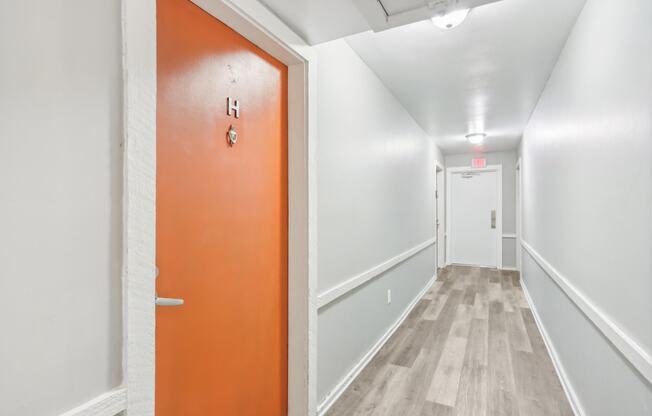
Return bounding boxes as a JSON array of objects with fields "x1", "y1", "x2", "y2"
[
  {"x1": 315, "y1": 39, "x2": 444, "y2": 407},
  {"x1": 520, "y1": 0, "x2": 652, "y2": 413},
  {"x1": 445, "y1": 151, "x2": 518, "y2": 269},
  {"x1": 0, "y1": 1, "x2": 124, "y2": 415}
]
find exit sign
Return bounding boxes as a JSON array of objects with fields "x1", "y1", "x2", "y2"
[{"x1": 471, "y1": 157, "x2": 486, "y2": 168}]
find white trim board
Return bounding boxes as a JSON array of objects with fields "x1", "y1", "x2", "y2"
[
  {"x1": 316, "y1": 273, "x2": 437, "y2": 415},
  {"x1": 515, "y1": 157, "x2": 522, "y2": 273},
  {"x1": 520, "y1": 280, "x2": 585, "y2": 416},
  {"x1": 59, "y1": 389, "x2": 127, "y2": 416},
  {"x1": 317, "y1": 237, "x2": 436, "y2": 308},
  {"x1": 122, "y1": 0, "x2": 157, "y2": 413},
  {"x1": 521, "y1": 240, "x2": 652, "y2": 384},
  {"x1": 435, "y1": 161, "x2": 445, "y2": 270},
  {"x1": 446, "y1": 165, "x2": 503, "y2": 269}
]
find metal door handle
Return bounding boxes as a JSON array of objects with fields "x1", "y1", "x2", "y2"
[
  {"x1": 491, "y1": 210, "x2": 496, "y2": 229},
  {"x1": 156, "y1": 297, "x2": 184, "y2": 306}
]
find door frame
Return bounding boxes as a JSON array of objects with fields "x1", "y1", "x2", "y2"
[
  {"x1": 435, "y1": 161, "x2": 445, "y2": 271},
  {"x1": 121, "y1": 1, "x2": 317, "y2": 415},
  {"x1": 516, "y1": 158, "x2": 522, "y2": 273},
  {"x1": 445, "y1": 165, "x2": 503, "y2": 269}
]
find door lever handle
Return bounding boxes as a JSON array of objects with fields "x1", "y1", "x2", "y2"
[{"x1": 156, "y1": 297, "x2": 184, "y2": 306}]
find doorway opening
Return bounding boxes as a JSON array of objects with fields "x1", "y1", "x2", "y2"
[
  {"x1": 120, "y1": 0, "x2": 316, "y2": 414},
  {"x1": 156, "y1": 1, "x2": 288, "y2": 414}
]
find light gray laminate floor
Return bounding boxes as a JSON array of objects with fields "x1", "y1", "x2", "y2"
[{"x1": 326, "y1": 266, "x2": 573, "y2": 416}]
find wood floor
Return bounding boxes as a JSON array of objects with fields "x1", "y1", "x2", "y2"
[{"x1": 326, "y1": 266, "x2": 573, "y2": 416}]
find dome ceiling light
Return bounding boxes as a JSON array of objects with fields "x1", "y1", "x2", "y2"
[
  {"x1": 466, "y1": 133, "x2": 487, "y2": 145},
  {"x1": 431, "y1": 8, "x2": 470, "y2": 29},
  {"x1": 353, "y1": 0, "x2": 505, "y2": 33}
]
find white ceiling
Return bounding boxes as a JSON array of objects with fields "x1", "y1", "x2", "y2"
[
  {"x1": 260, "y1": 0, "x2": 587, "y2": 154},
  {"x1": 258, "y1": 0, "x2": 370, "y2": 45}
]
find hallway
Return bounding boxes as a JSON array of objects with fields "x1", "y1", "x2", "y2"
[
  {"x1": 2, "y1": 0, "x2": 651, "y2": 415},
  {"x1": 327, "y1": 267, "x2": 572, "y2": 416}
]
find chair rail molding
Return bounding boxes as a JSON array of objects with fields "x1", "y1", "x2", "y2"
[
  {"x1": 59, "y1": 389, "x2": 127, "y2": 416},
  {"x1": 521, "y1": 239, "x2": 652, "y2": 384},
  {"x1": 317, "y1": 237, "x2": 436, "y2": 308}
]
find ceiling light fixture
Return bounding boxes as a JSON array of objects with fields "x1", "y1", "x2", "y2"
[
  {"x1": 466, "y1": 132, "x2": 487, "y2": 145},
  {"x1": 431, "y1": 8, "x2": 470, "y2": 30}
]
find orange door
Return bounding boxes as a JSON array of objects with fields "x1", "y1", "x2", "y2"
[{"x1": 156, "y1": 0, "x2": 288, "y2": 414}]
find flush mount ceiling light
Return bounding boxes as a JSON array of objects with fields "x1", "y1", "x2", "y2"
[
  {"x1": 353, "y1": 0, "x2": 504, "y2": 33},
  {"x1": 466, "y1": 132, "x2": 487, "y2": 145},
  {"x1": 431, "y1": 8, "x2": 470, "y2": 29}
]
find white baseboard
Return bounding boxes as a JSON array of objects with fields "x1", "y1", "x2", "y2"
[
  {"x1": 500, "y1": 266, "x2": 518, "y2": 271},
  {"x1": 521, "y1": 280, "x2": 585, "y2": 416},
  {"x1": 316, "y1": 273, "x2": 436, "y2": 416},
  {"x1": 59, "y1": 388, "x2": 126, "y2": 416}
]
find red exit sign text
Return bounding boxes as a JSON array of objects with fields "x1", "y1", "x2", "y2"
[{"x1": 471, "y1": 157, "x2": 486, "y2": 168}]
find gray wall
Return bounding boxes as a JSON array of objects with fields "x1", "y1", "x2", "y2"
[
  {"x1": 315, "y1": 39, "x2": 444, "y2": 404},
  {"x1": 445, "y1": 151, "x2": 518, "y2": 269},
  {"x1": 520, "y1": 0, "x2": 652, "y2": 413},
  {"x1": 0, "y1": 1, "x2": 124, "y2": 414}
]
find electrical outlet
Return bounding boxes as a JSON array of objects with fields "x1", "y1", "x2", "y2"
[{"x1": 387, "y1": 289, "x2": 392, "y2": 304}]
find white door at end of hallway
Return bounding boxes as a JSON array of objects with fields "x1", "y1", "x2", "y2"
[{"x1": 449, "y1": 169, "x2": 499, "y2": 267}]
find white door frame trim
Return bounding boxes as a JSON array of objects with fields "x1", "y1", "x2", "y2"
[
  {"x1": 516, "y1": 158, "x2": 522, "y2": 272},
  {"x1": 445, "y1": 165, "x2": 503, "y2": 269},
  {"x1": 121, "y1": 0, "x2": 317, "y2": 415},
  {"x1": 435, "y1": 161, "x2": 445, "y2": 269}
]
